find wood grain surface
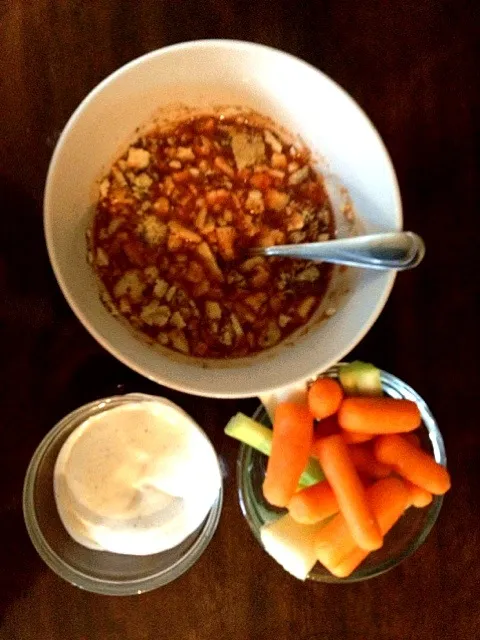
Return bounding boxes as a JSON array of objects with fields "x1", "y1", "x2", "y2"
[{"x1": 1, "y1": 1, "x2": 479, "y2": 639}]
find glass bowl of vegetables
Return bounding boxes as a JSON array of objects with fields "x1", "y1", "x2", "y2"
[{"x1": 231, "y1": 363, "x2": 448, "y2": 583}]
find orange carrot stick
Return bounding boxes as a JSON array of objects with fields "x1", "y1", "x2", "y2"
[
  {"x1": 313, "y1": 435, "x2": 382, "y2": 551},
  {"x1": 263, "y1": 402, "x2": 314, "y2": 507},
  {"x1": 329, "y1": 477, "x2": 410, "y2": 577},
  {"x1": 314, "y1": 511, "x2": 359, "y2": 569},
  {"x1": 342, "y1": 430, "x2": 374, "y2": 444},
  {"x1": 404, "y1": 481, "x2": 433, "y2": 508},
  {"x1": 315, "y1": 476, "x2": 409, "y2": 573},
  {"x1": 288, "y1": 481, "x2": 339, "y2": 524},
  {"x1": 329, "y1": 547, "x2": 370, "y2": 578},
  {"x1": 338, "y1": 397, "x2": 422, "y2": 434},
  {"x1": 308, "y1": 378, "x2": 343, "y2": 420},
  {"x1": 374, "y1": 434, "x2": 451, "y2": 495},
  {"x1": 347, "y1": 443, "x2": 392, "y2": 479}
]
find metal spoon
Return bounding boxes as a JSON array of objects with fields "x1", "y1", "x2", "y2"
[{"x1": 248, "y1": 231, "x2": 425, "y2": 271}]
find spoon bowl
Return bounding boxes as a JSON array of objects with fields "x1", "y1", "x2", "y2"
[{"x1": 249, "y1": 232, "x2": 425, "y2": 271}]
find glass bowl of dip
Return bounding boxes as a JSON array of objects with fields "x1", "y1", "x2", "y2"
[
  {"x1": 237, "y1": 365, "x2": 445, "y2": 582},
  {"x1": 23, "y1": 394, "x2": 223, "y2": 595}
]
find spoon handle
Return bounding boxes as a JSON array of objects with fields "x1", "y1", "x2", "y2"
[{"x1": 249, "y1": 232, "x2": 425, "y2": 271}]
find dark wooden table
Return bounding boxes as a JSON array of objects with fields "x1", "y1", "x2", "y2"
[{"x1": 1, "y1": 1, "x2": 479, "y2": 638}]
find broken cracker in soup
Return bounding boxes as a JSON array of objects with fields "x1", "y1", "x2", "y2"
[{"x1": 90, "y1": 112, "x2": 335, "y2": 359}]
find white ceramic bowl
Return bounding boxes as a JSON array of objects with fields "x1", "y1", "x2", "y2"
[{"x1": 44, "y1": 40, "x2": 401, "y2": 398}]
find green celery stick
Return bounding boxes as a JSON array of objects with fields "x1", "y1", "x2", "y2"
[
  {"x1": 225, "y1": 413, "x2": 274, "y2": 455},
  {"x1": 298, "y1": 457, "x2": 324, "y2": 488},
  {"x1": 339, "y1": 361, "x2": 383, "y2": 396},
  {"x1": 225, "y1": 413, "x2": 324, "y2": 487}
]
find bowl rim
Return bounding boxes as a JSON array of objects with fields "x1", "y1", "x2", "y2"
[
  {"x1": 236, "y1": 364, "x2": 445, "y2": 583},
  {"x1": 44, "y1": 39, "x2": 402, "y2": 398},
  {"x1": 22, "y1": 394, "x2": 223, "y2": 595}
]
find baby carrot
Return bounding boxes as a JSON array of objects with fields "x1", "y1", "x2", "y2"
[
  {"x1": 341, "y1": 430, "x2": 374, "y2": 444},
  {"x1": 347, "y1": 443, "x2": 392, "y2": 479},
  {"x1": 367, "y1": 476, "x2": 410, "y2": 532},
  {"x1": 308, "y1": 378, "x2": 343, "y2": 420},
  {"x1": 313, "y1": 435, "x2": 382, "y2": 551},
  {"x1": 263, "y1": 402, "x2": 314, "y2": 507},
  {"x1": 314, "y1": 510, "x2": 358, "y2": 569},
  {"x1": 288, "y1": 481, "x2": 339, "y2": 525},
  {"x1": 338, "y1": 397, "x2": 422, "y2": 434},
  {"x1": 374, "y1": 434, "x2": 451, "y2": 495},
  {"x1": 404, "y1": 480, "x2": 433, "y2": 508},
  {"x1": 329, "y1": 547, "x2": 369, "y2": 578},
  {"x1": 315, "y1": 476, "x2": 409, "y2": 572},
  {"x1": 330, "y1": 477, "x2": 410, "y2": 577}
]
